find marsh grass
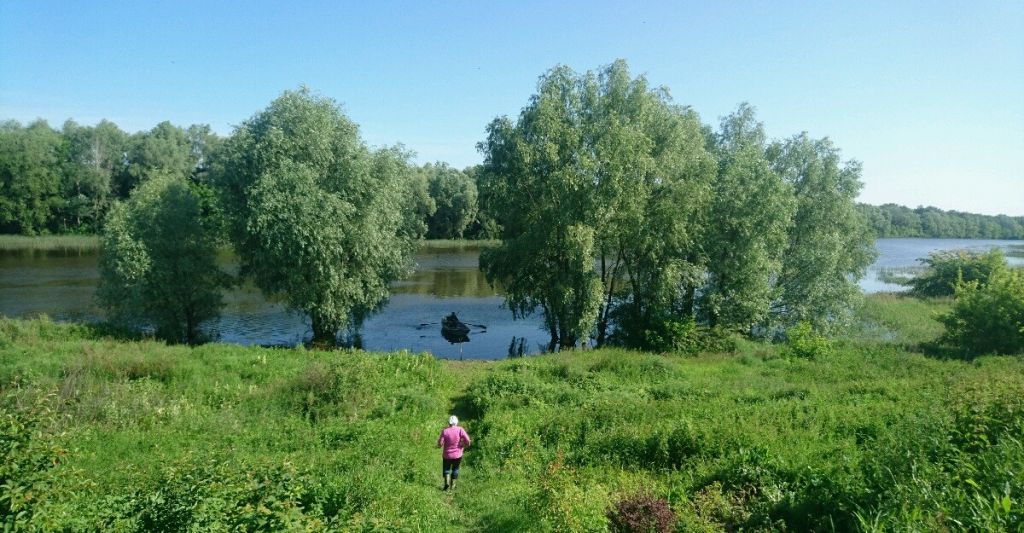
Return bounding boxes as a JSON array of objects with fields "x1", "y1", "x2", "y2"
[
  {"x1": 0, "y1": 234, "x2": 100, "y2": 253},
  {"x1": 1, "y1": 293, "x2": 1021, "y2": 531},
  {"x1": 419, "y1": 238, "x2": 499, "y2": 252}
]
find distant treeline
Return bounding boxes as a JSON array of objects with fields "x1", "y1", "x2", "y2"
[
  {"x1": 4, "y1": 118, "x2": 1020, "y2": 242},
  {"x1": 857, "y1": 203, "x2": 1024, "y2": 239},
  {"x1": 0, "y1": 119, "x2": 491, "y2": 239}
]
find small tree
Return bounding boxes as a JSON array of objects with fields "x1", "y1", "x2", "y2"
[
  {"x1": 940, "y1": 266, "x2": 1024, "y2": 356},
  {"x1": 909, "y1": 249, "x2": 1007, "y2": 297},
  {"x1": 768, "y1": 134, "x2": 876, "y2": 332},
  {"x1": 97, "y1": 173, "x2": 230, "y2": 343}
]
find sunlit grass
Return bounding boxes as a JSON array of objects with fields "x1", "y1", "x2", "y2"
[
  {"x1": 0, "y1": 234, "x2": 99, "y2": 252},
  {"x1": 1, "y1": 294, "x2": 1021, "y2": 530},
  {"x1": 419, "y1": 238, "x2": 498, "y2": 251}
]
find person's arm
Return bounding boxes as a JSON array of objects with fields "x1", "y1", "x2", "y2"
[{"x1": 461, "y1": 427, "x2": 471, "y2": 448}]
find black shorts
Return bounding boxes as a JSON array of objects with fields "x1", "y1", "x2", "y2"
[{"x1": 442, "y1": 457, "x2": 462, "y2": 478}]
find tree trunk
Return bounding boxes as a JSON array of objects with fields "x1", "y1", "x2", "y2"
[
  {"x1": 682, "y1": 285, "x2": 696, "y2": 318},
  {"x1": 310, "y1": 314, "x2": 336, "y2": 347}
]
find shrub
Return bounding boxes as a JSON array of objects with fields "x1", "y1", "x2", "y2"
[
  {"x1": 530, "y1": 453, "x2": 609, "y2": 532},
  {"x1": 627, "y1": 316, "x2": 736, "y2": 355},
  {"x1": 608, "y1": 492, "x2": 676, "y2": 533},
  {"x1": 940, "y1": 267, "x2": 1024, "y2": 356},
  {"x1": 782, "y1": 321, "x2": 833, "y2": 359},
  {"x1": 0, "y1": 387, "x2": 67, "y2": 531},
  {"x1": 909, "y1": 248, "x2": 1006, "y2": 297}
]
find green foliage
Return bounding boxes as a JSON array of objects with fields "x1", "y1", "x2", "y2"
[
  {"x1": 853, "y1": 292, "x2": 951, "y2": 346},
  {"x1": 59, "y1": 119, "x2": 127, "y2": 232},
  {"x1": 0, "y1": 386, "x2": 68, "y2": 531},
  {"x1": 116, "y1": 121, "x2": 194, "y2": 196},
  {"x1": 216, "y1": 88, "x2": 418, "y2": 344},
  {"x1": 0, "y1": 120, "x2": 65, "y2": 234},
  {"x1": 97, "y1": 173, "x2": 230, "y2": 344},
  {"x1": 420, "y1": 162, "x2": 478, "y2": 239},
  {"x1": 940, "y1": 266, "x2": 1024, "y2": 356},
  {"x1": 701, "y1": 104, "x2": 793, "y2": 330},
  {"x1": 769, "y1": 134, "x2": 876, "y2": 332},
  {"x1": 859, "y1": 202, "x2": 1024, "y2": 239},
  {"x1": 0, "y1": 117, "x2": 221, "y2": 235},
  {"x1": 909, "y1": 248, "x2": 1008, "y2": 297},
  {"x1": 479, "y1": 60, "x2": 715, "y2": 349},
  {"x1": 1, "y1": 310, "x2": 1024, "y2": 531},
  {"x1": 529, "y1": 454, "x2": 609, "y2": 532},
  {"x1": 782, "y1": 321, "x2": 833, "y2": 359}
]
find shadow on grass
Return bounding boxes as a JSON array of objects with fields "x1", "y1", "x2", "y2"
[{"x1": 917, "y1": 339, "x2": 970, "y2": 360}]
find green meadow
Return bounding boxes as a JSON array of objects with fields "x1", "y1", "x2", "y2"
[{"x1": 2, "y1": 294, "x2": 1022, "y2": 531}]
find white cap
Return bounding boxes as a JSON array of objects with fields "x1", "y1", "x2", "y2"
[{"x1": 449, "y1": 415, "x2": 459, "y2": 426}]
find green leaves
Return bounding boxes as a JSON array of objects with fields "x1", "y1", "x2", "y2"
[
  {"x1": 940, "y1": 265, "x2": 1024, "y2": 356},
  {"x1": 216, "y1": 88, "x2": 417, "y2": 344},
  {"x1": 97, "y1": 174, "x2": 230, "y2": 344},
  {"x1": 480, "y1": 60, "x2": 715, "y2": 349}
]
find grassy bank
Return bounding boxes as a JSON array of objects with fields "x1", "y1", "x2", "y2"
[
  {"x1": 0, "y1": 235, "x2": 491, "y2": 254},
  {"x1": 2, "y1": 295, "x2": 1022, "y2": 531},
  {"x1": 0, "y1": 234, "x2": 99, "y2": 253}
]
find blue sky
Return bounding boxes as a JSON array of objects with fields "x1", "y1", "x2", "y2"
[{"x1": 1, "y1": 1, "x2": 1021, "y2": 215}]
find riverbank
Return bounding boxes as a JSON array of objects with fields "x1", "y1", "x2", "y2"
[
  {"x1": 2, "y1": 294, "x2": 1021, "y2": 531},
  {"x1": 0, "y1": 234, "x2": 99, "y2": 252},
  {"x1": 0, "y1": 235, "x2": 498, "y2": 253}
]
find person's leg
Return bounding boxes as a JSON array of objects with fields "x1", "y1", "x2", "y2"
[
  {"x1": 442, "y1": 459, "x2": 452, "y2": 490},
  {"x1": 449, "y1": 458, "x2": 462, "y2": 490}
]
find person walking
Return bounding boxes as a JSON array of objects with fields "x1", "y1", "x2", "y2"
[{"x1": 437, "y1": 415, "x2": 471, "y2": 491}]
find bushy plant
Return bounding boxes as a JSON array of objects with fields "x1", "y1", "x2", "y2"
[
  {"x1": 909, "y1": 248, "x2": 1006, "y2": 297},
  {"x1": 0, "y1": 387, "x2": 67, "y2": 531},
  {"x1": 940, "y1": 267, "x2": 1024, "y2": 356},
  {"x1": 530, "y1": 453, "x2": 609, "y2": 532},
  {"x1": 97, "y1": 173, "x2": 231, "y2": 344},
  {"x1": 782, "y1": 321, "x2": 833, "y2": 359},
  {"x1": 608, "y1": 492, "x2": 676, "y2": 533}
]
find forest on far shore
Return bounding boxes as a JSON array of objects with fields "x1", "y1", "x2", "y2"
[{"x1": 1, "y1": 116, "x2": 1022, "y2": 240}]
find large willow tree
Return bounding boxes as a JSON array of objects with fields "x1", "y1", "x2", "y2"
[
  {"x1": 478, "y1": 60, "x2": 715, "y2": 349},
  {"x1": 216, "y1": 88, "x2": 417, "y2": 345}
]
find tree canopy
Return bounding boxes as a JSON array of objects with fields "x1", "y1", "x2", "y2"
[
  {"x1": 215, "y1": 88, "x2": 418, "y2": 344},
  {"x1": 97, "y1": 173, "x2": 230, "y2": 343},
  {"x1": 479, "y1": 60, "x2": 716, "y2": 349}
]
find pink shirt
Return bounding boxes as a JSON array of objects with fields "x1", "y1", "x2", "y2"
[{"x1": 437, "y1": 426, "x2": 471, "y2": 459}]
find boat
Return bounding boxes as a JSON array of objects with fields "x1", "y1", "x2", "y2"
[{"x1": 441, "y1": 312, "x2": 471, "y2": 344}]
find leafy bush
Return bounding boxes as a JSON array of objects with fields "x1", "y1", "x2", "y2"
[
  {"x1": 530, "y1": 453, "x2": 609, "y2": 532},
  {"x1": 940, "y1": 267, "x2": 1024, "y2": 356},
  {"x1": 608, "y1": 492, "x2": 676, "y2": 532},
  {"x1": 622, "y1": 315, "x2": 736, "y2": 355},
  {"x1": 909, "y1": 248, "x2": 1006, "y2": 297},
  {"x1": 0, "y1": 386, "x2": 67, "y2": 531},
  {"x1": 782, "y1": 321, "x2": 833, "y2": 359}
]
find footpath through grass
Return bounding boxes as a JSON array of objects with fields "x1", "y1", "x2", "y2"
[{"x1": 2, "y1": 295, "x2": 1022, "y2": 531}]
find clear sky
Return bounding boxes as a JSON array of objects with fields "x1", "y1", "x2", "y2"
[{"x1": 1, "y1": 1, "x2": 1021, "y2": 215}]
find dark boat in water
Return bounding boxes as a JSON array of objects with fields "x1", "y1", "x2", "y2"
[{"x1": 441, "y1": 313, "x2": 470, "y2": 343}]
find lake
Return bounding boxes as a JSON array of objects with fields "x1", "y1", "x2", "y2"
[{"x1": 2, "y1": 238, "x2": 1021, "y2": 358}]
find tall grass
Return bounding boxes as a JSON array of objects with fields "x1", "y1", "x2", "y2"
[
  {"x1": 1, "y1": 296, "x2": 1022, "y2": 531},
  {"x1": 0, "y1": 234, "x2": 99, "y2": 253},
  {"x1": 419, "y1": 238, "x2": 499, "y2": 252}
]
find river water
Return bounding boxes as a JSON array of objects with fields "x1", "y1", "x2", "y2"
[{"x1": 2, "y1": 239, "x2": 1021, "y2": 358}]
